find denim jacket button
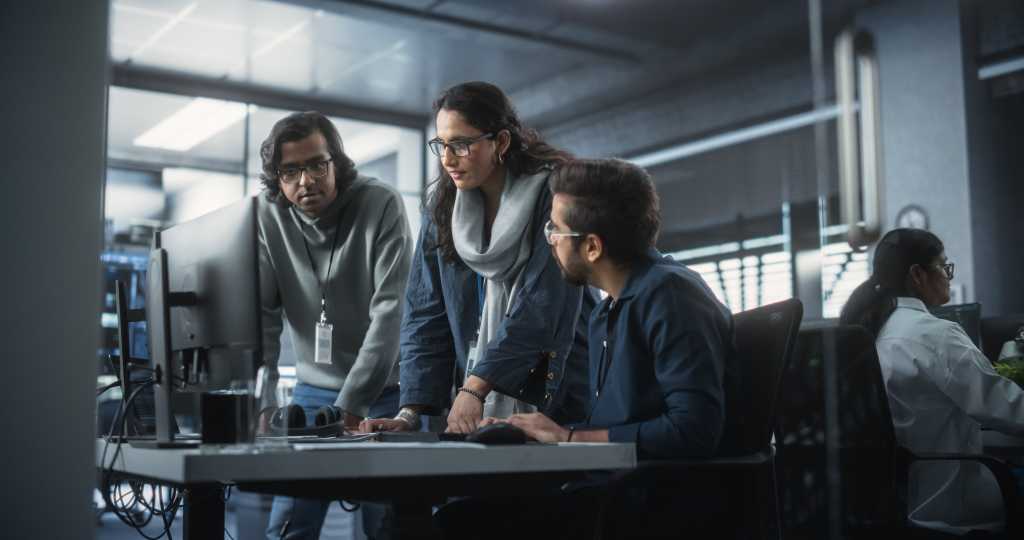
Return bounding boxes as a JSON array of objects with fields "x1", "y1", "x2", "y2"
[
  {"x1": 547, "y1": 372, "x2": 555, "y2": 381},
  {"x1": 548, "y1": 351, "x2": 557, "y2": 359}
]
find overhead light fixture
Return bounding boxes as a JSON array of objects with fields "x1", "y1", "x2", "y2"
[
  {"x1": 129, "y1": 2, "x2": 198, "y2": 59},
  {"x1": 344, "y1": 126, "x2": 401, "y2": 165},
  {"x1": 134, "y1": 98, "x2": 248, "y2": 152}
]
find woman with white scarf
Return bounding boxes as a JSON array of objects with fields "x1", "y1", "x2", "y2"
[{"x1": 361, "y1": 81, "x2": 594, "y2": 434}]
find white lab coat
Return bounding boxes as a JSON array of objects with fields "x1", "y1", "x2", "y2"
[{"x1": 876, "y1": 297, "x2": 1024, "y2": 534}]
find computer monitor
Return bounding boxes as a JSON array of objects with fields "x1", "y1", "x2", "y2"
[
  {"x1": 930, "y1": 302, "x2": 982, "y2": 349},
  {"x1": 145, "y1": 196, "x2": 262, "y2": 446}
]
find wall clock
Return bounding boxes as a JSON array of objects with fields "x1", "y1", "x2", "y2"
[{"x1": 895, "y1": 204, "x2": 929, "y2": 230}]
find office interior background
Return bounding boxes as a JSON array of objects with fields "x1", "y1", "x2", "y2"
[{"x1": 2, "y1": 0, "x2": 1022, "y2": 538}]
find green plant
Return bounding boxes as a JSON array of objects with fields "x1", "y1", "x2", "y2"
[{"x1": 994, "y1": 359, "x2": 1024, "y2": 388}]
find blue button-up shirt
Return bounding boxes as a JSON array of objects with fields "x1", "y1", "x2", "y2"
[
  {"x1": 585, "y1": 250, "x2": 734, "y2": 459},
  {"x1": 399, "y1": 185, "x2": 595, "y2": 423}
]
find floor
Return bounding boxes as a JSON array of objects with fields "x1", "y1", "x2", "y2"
[{"x1": 94, "y1": 490, "x2": 363, "y2": 540}]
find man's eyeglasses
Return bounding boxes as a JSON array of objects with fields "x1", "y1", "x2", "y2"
[
  {"x1": 936, "y1": 262, "x2": 955, "y2": 280},
  {"x1": 427, "y1": 133, "x2": 494, "y2": 158},
  {"x1": 278, "y1": 158, "x2": 332, "y2": 184},
  {"x1": 544, "y1": 220, "x2": 581, "y2": 245}
]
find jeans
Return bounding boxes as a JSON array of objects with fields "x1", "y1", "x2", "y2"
[{"x1": 266, "y1": 383, "x2": 400, "y2": 540}]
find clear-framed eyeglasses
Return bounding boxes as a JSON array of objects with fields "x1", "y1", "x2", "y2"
[
  {"x1": 936, "y1": 262, "x2": 955, "y2": 280},
  {"x1": 427, "y1": 133, "x2": 494, "y2": 158},
  {"x1": 278, "y1": 158, "x2": 332, "y2": 184},
  {"x1": 544, "y1": 220, "x2": 582, "y2": 245}
]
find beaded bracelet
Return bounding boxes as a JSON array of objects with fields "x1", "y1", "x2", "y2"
[{"x1": 457, "y1": 386, "x2": 486, "y2": 404}]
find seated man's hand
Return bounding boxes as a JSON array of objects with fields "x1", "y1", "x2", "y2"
[
  {"x1": 505, "y1": 412, "x2": 570, "y2": 443},
  {"x1": 358, "y1": 417, "x2": 414, "y2": 433},
  {"x1": 446, "y1": 391, "x2": 484, "y2": 434},
  {"x1": 477, "y1": 416, "x2": 502, "y2": 427}
]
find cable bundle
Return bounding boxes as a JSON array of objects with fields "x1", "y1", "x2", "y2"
[{"x1": 98, "y1": 380, "x2": 185, "y2": 539}]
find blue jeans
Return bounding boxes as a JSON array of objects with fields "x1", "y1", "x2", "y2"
[{"x1": 266, "y1": 383, "x2": 400, "y2": 540}]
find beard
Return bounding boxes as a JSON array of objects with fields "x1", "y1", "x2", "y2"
[{"x1": 553, "y1": 247, "x2": 590, "y2": 287}]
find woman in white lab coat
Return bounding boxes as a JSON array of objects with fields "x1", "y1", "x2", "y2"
[{"x1": 840, "y1": 228, "x2": 1024, "y2": 535}]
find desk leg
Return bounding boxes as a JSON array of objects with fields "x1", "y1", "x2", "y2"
[
  {"x1": 183, "y1": 483, "x2": 224, "y2": 540},
  {"x1": 393, "y1": 498, "x2": 440, "y2": 540}
]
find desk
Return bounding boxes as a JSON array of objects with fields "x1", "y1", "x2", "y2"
[{"x1": 96, "y1": 438, "x2": 636, "y2": 539}]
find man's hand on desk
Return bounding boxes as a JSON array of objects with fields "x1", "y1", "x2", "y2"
[
  {"x1": 359, "y1": 405, "x2": 423, "y2": 432},
  {"x1": 358, "y1": 417, "x2": 414, "y2": 432},
  {"x1": 497, "y1": 413, "x2": 568, "y2": 443},
  {"x1": 256, "y1": 407, "x2": 275, "y2": 435},
  {"x1": 342, "y1": 411, "x2": 363, "y2": 430}
]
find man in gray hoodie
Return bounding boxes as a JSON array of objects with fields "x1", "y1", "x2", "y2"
[{"x1": 256, "y1": 111, "x2": 412, "y2": 539}]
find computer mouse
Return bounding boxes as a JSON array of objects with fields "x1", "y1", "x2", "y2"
[{"x1": 465, "y1": 422, "x2": 528, "y2": 445}]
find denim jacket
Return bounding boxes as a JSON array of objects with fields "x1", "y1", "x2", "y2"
[{"x1": 398, "y1": 185, "x2": 593, "y2": 424}]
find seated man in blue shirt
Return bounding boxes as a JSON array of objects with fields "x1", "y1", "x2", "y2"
[
  {"x1": 501, "y1": 157, "x2": 733, "y2": 459},
  {"x1": 437, "y1": 158, "x2": 735, "y2": 538}
]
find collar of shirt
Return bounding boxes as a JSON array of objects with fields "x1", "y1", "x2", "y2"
[
  {"x1": 895, "y1": 296, "x2": 928, "y2": 312},
  {"x1": 597, "y1": 248, "x2": 664, "y2": 314}
]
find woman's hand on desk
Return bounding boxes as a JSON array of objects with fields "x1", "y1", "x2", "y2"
[
  {"x1": 446, "y1": 391, "x2": 484, "y2": 433},
  {"x1": 446, "y1": 375, "x2": 490, "y2": 434}
]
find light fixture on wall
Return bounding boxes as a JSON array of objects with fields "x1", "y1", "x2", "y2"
[{"x1": 133, "y1": 98, "x2": 248, "y2": 152}]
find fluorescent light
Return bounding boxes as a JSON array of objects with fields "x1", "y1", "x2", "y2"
[
  {"x1": 978, "y1": 55, "x2": 1024, "y2": 80},
  {"x1": 629, "y1": 105, "x2": 847, "y2": 168},
  {"x1": 344, "y1": 126, "x2": 401, "y2": 165},
  {"x1": 130, "y1": 2, "x2": 198, "y2": 59},
  {"x1": 253, "y1": 19, "x2": 309, "y2": 58},
  {"x1": 134, "y1": 97, "x2": 248, "y2": 151}
]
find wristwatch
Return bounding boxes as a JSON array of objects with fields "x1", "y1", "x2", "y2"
[{"x1": 394, "y1": 407, "x2": 421, "y2": 429}]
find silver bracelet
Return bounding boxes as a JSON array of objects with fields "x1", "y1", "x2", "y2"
[{"x1": 394, "y1": 407, "x2": 420, "y2": 429}]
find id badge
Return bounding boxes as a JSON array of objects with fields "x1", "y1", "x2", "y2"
[
  {"x1": 315, "y1": 321, "x2": 333, "y2": 364},
  {"x1": 466, "y1": 339, "x2": 479, "y2": 372}
]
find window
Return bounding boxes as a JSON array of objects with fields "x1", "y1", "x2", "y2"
[{"x1": 668, "y1": 234, "x2": 793, "y2": 313}]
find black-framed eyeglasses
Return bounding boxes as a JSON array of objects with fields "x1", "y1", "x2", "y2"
[
  {"x1": 936, "y1": 262, "x2": 955, "y2": 280},
  {"x1": 544, "y1": 220, "x2": 581, "y2": 245},
  {"x1": 427, "y1": 133, "x2": 494, "y2": 158},
  {"x1": 278, "y1": 158, "x2": 332, "y2": 184}
]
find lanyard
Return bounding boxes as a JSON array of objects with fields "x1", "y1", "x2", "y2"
[{"x1": 300, "y1": 215, "x2": 343, "y2": 323}]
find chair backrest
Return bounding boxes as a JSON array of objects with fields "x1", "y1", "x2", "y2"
[
  {"x1": 775, "y1": 323, "x2": 904, "y2": 536},
  {"x1": 719, "y1": 298, "x2": 803, "y2": 457}
]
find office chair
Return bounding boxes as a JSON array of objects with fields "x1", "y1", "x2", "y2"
[
  {"x1": 595, "y1": 298, "x2": 803, "y2": 540},
  {"x1": 777, "y1": 324, "x2": 1019, "y2": 540}
]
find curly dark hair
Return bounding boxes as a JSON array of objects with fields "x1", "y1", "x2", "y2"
[
  {"x1": 258, "y1": 111, "x2": 358, "y2": 202},
  {"x1": 427, "y1": 82, "x2": 572, "y2": 263},
  {"x1": 549, "y1": 159, "x2": 661, "y2": 267}
]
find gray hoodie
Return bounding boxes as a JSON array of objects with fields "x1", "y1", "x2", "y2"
[{"x1": 257, "y1": 175, "x2": 412, "y2": 416}]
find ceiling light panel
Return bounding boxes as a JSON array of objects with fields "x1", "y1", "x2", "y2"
[{"x1": 134, "y1": 98, "x2": 249, "y2": 152}]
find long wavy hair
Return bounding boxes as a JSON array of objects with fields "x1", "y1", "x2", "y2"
[
  {"x1": 427, "y1": 81, "x2": 572, "y2": 263},
  {"x1": 839, "y1": 228, "x2": 944, "y2": 336}
]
